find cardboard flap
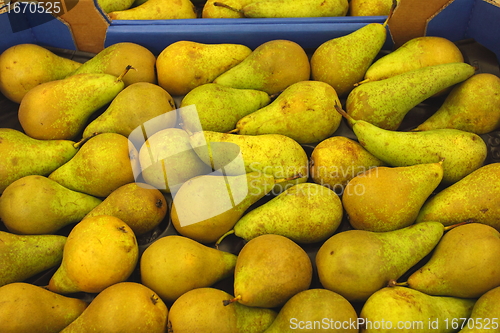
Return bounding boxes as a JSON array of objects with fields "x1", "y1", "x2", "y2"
[
  {"x1": 387, "y1": 0, "x2": 455, "y2": 49},
  {"x1": 56, "y1": 0, "x2": 109, "y2": 53}
]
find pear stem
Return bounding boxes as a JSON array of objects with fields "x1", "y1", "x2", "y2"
[
  {"x1": 213, "y1": 2, "x2": 243, "y2": 13},
  {"x1": 444, "y1": 219, "x2": 474, "y2": 231},
  {"x1": 223, "y1": 295, "x2": 242, "y2": 306},
  {"x1": 334, "y1": 102, "x2": 356, "y2": 127},
  {"x1": 116, "y1": 65, "x2": 135, "y2": 82},
  {"x1": 275, "y1": 173, "x2": 304, "y2": 183},
  {"x1": 215, "y1": 229, "x2": 235, "y2": 249},
  {"x1": 227, "y1": 128, "x2": 239, "y2": 134},
  {"x1": 387, "y1": 279, "x2": 408, "y2": 287},
  {"x1": 74, "y1": 132, "x2": 99, "y2": 148},
  {"x1": 354, "y1": 78, "x2": 371, "y2": 87},
  {"x1": 383, "y1": 0, "x2": 398, "y2": 27}
]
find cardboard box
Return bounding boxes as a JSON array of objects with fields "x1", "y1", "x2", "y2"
[{"x1": 1, "y1": 0, "x2": 500, "y2": 60}]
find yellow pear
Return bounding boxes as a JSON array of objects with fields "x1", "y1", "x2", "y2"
[
  {"x1": 156, "y1": 41, "x2": 252, "y2": 95},
  {"x1": 0, "y1": 282, "x2": 88, "y2": 333},
  {"x1": 48, "y1": 215, "x2": 139, "y2": 294},
  {"x1": 0, "y1": 43, "x2": 81, "y2": 103},
  {"x1": 108, "y1": 0, "x2": 197, "y2": 20},
  {"x1": 69, "y1": 42, "x2": 157, "y2": 86},
  {"x1": 60, "y1": 282, "x2": 168, "y2": 333},
  {"x1": 140, "y1": 235, "x2": 237, "y2": 303}
]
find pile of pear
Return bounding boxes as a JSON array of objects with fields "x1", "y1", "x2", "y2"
[{"x1": 1, "y1": 22, "x2": 500, "y2": 332}]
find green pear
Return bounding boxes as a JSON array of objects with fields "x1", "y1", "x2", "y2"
[
  {"x1": 167, "y1": 287, "x2": 277, "y2": 333},
  {"x1": 157, "y1": 41, "x2": 252, "y2": 95},
  {"x1": 316, "y1": 222, "x2": 444, "y2": 302},
  {"x1": 170, "y1": 172, "x2": 277, "y2": 243},
  {"x1": 97, "y1": 0, "x2": 134, "y2": 13},
  {"x1": 48, "y1": 215, "x2": 139, "y2": 294},
  {"x1": 48, "y1": 132, "x2": 139, "y2": 197},
  {"x1": 233, "y1": 80, "x2": 342, "y2": 144},
  {"x1": 346, "y1": 62, "x2": 476, "y2": 130},
  {"x1": 458, "y1": 286, "x2": 500, "y2": 333},
  {"x1": 213, "y1": 39, "x2": 311, "y2": 95},
  {"x1": 360, "y1": 286, "x2": 475, "y2": 333},
  {"x1": 0, "y1": 43, "x2": 81, "y2": 103},
  {"x1": 310, "y1": 136, "x2": 386, "y2": 193},
  {"x1": 18, "y1": 71, "x2": 128, "y2": 140},
  {"x1": 362, "y1": 36, "x2": 464, "y2": 83},
  {"x1": 188, "y1": 131, "x2": 309, "y2": 191},
  {"x1": 240, "y1": 0, "x2": 349, "y2": 18},
  {"x1": 336, "y1": 106, "x2": 487, "y2": 184},
  {"x1": 0, "y1": 128, "x2": 78, "y2": 194},
  {"x1": 0, "y1": 282, "x2": 88, "y2": 333},
  {"x1": 227, "y1": 234, "x2": 312, "y2": 308},
  {"x1": 180, "y1": 83, "x2": 271, "y2": 133},
  {"x1": 202, "y1": 0, "x2": 257, "y2": 18},
  {"x1": 0, "y1": 231, "x2": 67, "y2": 287},
  {"x1": 107, "y1": 0, "x2": 197, "y2": 20},
  {"x1": 83, "y1": 182, "x2": 168, "y2": 236},
  {"x1": 342, "y1": 162, "x2": 444, "y2": 232},
  {"x1": 217, "y1": 182, "x2": 343, "y2": 245},
  {"x1": 416, "y1": 163, "x2": 500, "y2": 231},
  {"x1": 0, "y1": 175, "x2": 102, "y2": 235},
  {"x1": 140, "y1": 235, "x2": 237, "y2": 303},
  {"x1": 137, "y1": 127, "x2": 213, "y2": 194},
  {"x1": 406, "y1": 222, "x2": 500, "y2": 299},
  {"x1": 69, "y1": 42, "x2": 157, "y2": 86},
  {"x1": 82, "y1": 82, "x2": 177, "y2": 142},
  {"x1": 349, "y1": 0, "x2": 399, "y2": 16},
  {"x1": 263, "y1": 288, "x2": 358, "y2": 333},
  {"x1": 310, "y1": 21, "x2": 388, "y2": 97},
  {"x1": 60, "y1": 282, "x2": 168, "y2": 333},
  {"x1": 414, "y1": 73, "x2": 500, "y2": 134}
]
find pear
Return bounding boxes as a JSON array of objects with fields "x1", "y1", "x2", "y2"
[
  {"x1": 227, "y1": 234, "x2": 312, "y2": 308},
  {"x1": 18, "y1": 70, "x2": 128, "y2": 140},
  {"x1": 360, "y1": 286, "x2": 475, "y2": 333},
  {"x1": 213, "y1": 39, "x2": 311, "y2": 95},
  {"x1": 97, "y1": 0, "x2": 134, "y2": 13},
  {"x1": 170, "y1": 172, "x2": 277, "y2": 243},
  {"x1": 0, "y1": 231, "x2": 67, "y2": 287},
  {"x1": 217, "y1": 182, "x2": 343, "y2": 245},
  {"x1": 263, "y1": 288, "x2": 358, "y2": 333},
  {"x1": 140, "y1": 235, "x2": 237, "y2": 303},
  {"x1": 82, "y1": 82, "x2": 177, "y2": 142},
  {"x1": 60, "y1": 282, "x2": 168, "y2": 333},
  {"x1": 416, "y1": 163, "x2": 500, "y2": 231},
  {"x1": 362, "y1": 36, "x2": 465, "y2": 83},
  {"x1": 0, "y1": 282, "x2": 88, "y2": 333},
  {"x1": 167, "y1": 287, "x2": 277, "y2": 333},
  {"x1": 49, "y1": 132, "x2": 139, "y2": 197},
  {"x1": 309, "y1": 136, "x2": 386, "y2": 193},
  {"x1": 239, "y1": 0, "x2": 349, "y2": 18},
  {"x1": 107, "y1": 0, "x2": 197, "y2": 20},
  {"x1": 48, "y1": 215, "x2": 139, "y2": 294},
  {"x1": 405, "y1": 222, "x2": 500, "y2": 299},
  {"x1": 336, "y1": 105, "x2": 487, "y2": 184},
  {"x1": 83, "y1": 182, "x2": 168, "y2": 236},
  {"x1": 316, "y1": 222, "x2": 444, "y2": 302},
  {"x1": 233, "y1": 80, "x2": 342, "y2": 144},
  {"x1": 137, "y1": 127, "x2": 213, "y2": 194},
  {"x1": 349, "y1": 0, "x2": 399, "y2": 16},
  {"x1": 342, "y1": 162, "x2": 444, "y2": 232},
  {"x1": 414, "y1": 73, "x2": 500, "y2": 134},
  {"x1": 69, "y1": 42, "x2": 157, "y2": 86},
  {"x1": 0, "y1": 128, "x2": 78, "y2": 194},
  {"x1": 202, "y1": 0, "x2": 256, "y2": 18},
  {"x1": 310, "y1": 21, "x2": 388, "y2": 97},
  {"x1": 0, "y1": 175, "x2": 102, "y2": 235},
  {"x1": 189, "y1": 130, "x2": 309, "y2": 191},
  {"x1": 157, "y1": 41, "x2": 253, "y2": 95},
  {"x1": 180, "y1": 83, "x2": 271, "y2": 133},
  {"x1": 346, "y1": 62, "x2": 476, "y2": 130},
  {"x1": 458, "y1": 286, "x2": 500, "y2": 333},
  {"x1": 0, "y1": 43, "x2": 81, "y2": 103}
]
